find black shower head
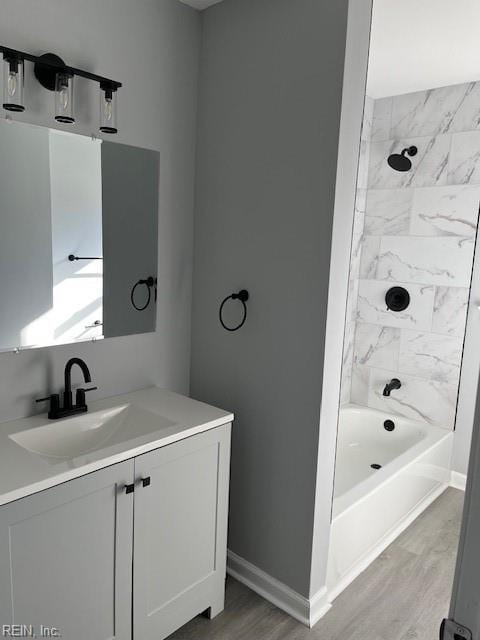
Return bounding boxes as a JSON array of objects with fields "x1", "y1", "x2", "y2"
[{"x1": 387, "y1": 146, "x2": 418, "y2": 172}]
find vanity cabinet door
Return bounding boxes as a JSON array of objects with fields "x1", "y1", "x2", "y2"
[
  {"x1": 0, "y1": 460, "x2": 134, "y2": 640},
  {"x1": 133, "y1": 424, "x2": 231, "y2": 640}
]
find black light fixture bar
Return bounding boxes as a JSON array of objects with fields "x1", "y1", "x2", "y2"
[{"x1": 0, "y1": 45, "x2": 122, "y2": 90}]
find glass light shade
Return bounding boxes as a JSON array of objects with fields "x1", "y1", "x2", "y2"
[
  {"x1": 55, "y1": 72, "x2": 75, "y2": 124},
  {"x1": 99, "y1": 85, "x2": 118, "y2": 134},
  {"x1": 3, "y1": 56, "x2": 25, "y2": 112}
]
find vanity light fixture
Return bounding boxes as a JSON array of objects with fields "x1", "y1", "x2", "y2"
[
  {"x1": 2, "y1": 51, "x2": 25, "y2": 112},
  {"x1": 0, "y1": 45, "x2": 122, "y2": 133},
  {"x1": 55, "y1": 71, "x2": 75, "y2": 124},
  {"x1": 99, "y1": 82, "x2": 118, "y2": 134}
]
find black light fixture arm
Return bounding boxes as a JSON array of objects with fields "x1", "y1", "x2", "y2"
[{"x1": 0, "y1": 45, "x2": 122, "y2": 90}]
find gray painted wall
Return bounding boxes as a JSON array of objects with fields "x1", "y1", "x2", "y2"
[
  {"x1": 190, "y1": 0, "x2": 349, "y2": 596},
  {"x1": 102, "y1": 142, "x2": 159, "y2": 338},
  {"x1": 0, "y1": 0, "x2": 200, "y2": 422}
]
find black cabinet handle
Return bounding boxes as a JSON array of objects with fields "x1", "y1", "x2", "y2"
[
  {"x1": 142, "y1": 477, "x2": 151, "y2": 488},
  {"x1": 124, "y1": 483, "x2": 135, "y2": 494}
]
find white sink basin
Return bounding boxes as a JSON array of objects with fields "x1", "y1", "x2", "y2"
[{"x1": 9, "y1": 404, "x2": 176, "y2": 463}]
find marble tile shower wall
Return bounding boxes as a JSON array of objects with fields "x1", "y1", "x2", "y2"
[
  {"x1": 340, "y1": 96, "x2": 373, "y2": 404},
  {"x1": 346, "y1": 82, "x2": 480, "y2": 428}
]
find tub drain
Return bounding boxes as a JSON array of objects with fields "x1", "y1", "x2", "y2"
[
  {"x1": 384, "y1": 420, "x2": 395, "y2": 431},
  {"x1": 371, "y1": 463, "x2": 382, "y2": 470}
]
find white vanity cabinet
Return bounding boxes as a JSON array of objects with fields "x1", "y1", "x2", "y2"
[
  {"x1": 0, "y1": 459, "x2": 135, "y2": 639},
  {"x1": 0, "y1": 423, "x2": 231, "y2": 640},
  {"x1": 133, "y1": 424, "x2": 231, "y2": 639}
]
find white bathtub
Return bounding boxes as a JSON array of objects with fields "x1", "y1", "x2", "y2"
[{"x1": 326, "y1": 404, "x2": 453, "y2": 602}]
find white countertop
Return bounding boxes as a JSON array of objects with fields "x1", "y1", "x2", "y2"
[{"x1": 0, "y1": 387, "x2": 233, "y2": 506}]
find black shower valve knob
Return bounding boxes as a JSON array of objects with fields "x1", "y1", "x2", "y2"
[{"x1": 385, "y1": 286, "x2": 410, "y2": 312}]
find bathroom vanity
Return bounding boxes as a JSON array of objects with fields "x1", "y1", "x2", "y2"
[{"x1": 0, "y1": 387, "x2": 233, "y2": 640}]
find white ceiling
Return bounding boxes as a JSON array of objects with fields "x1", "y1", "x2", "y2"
[
  {"x1": 179, "y1": 0, "x2": 223, "y2": 10},
  {"x1": 367, "y1": 0, "x2": 480, "y2": 98}
]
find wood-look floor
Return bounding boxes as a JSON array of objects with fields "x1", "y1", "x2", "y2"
[{"x1": 169, "y1": 488, "x2": 464, "y2": 640}]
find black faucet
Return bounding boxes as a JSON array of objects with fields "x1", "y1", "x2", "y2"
[
  {"x1": 383, "y1": 378, "x2": 401, "y2": 397},
  {"x1": 37, "y1": 358, "x2": 97, "y2": 420}
]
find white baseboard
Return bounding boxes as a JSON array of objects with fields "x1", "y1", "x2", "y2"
[
  {"x1": 226, "y1": 550, "x2": 330, "y2": 627},
  {"x1": 309, "y1": 586, "x2": 332, "y2": 627},
  {"x1": 226, "y1": 550, "x2": 310, "y2": 625},
  {"x1": 450, "y1": 471, "x2": 467, "y2": 491}
]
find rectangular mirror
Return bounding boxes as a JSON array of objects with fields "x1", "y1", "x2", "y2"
[{"x1": 0, "y1": 119, "x2": 159, "y2": 352}]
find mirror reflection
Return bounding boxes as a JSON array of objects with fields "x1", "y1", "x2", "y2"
[{"x1": 0, "y1": 119, "x2": 159, "y2": 352}]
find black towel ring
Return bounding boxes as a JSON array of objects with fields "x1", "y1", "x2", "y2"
[
  {"x1": 219, "y1": 289, "x2": 249, "y2": 332},
  {"x1": 131, "y1": 276, "x2": 157, "y2": 311}
]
